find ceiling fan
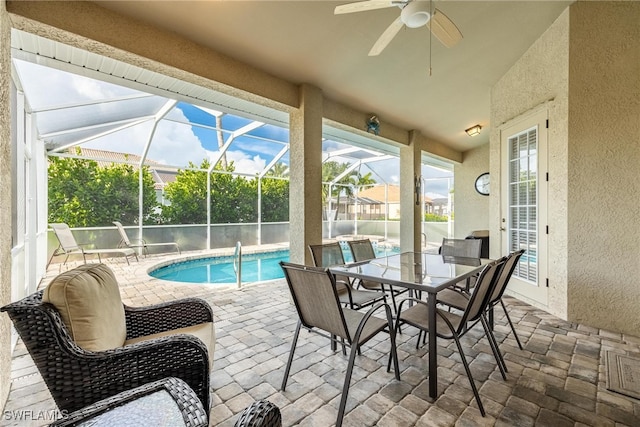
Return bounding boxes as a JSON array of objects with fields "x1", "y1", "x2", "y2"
[{"x1": 335, "y1": 0, "x2": 463, "y2": 56}]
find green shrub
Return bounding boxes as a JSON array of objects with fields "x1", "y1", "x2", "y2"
[{"x1": 424, "y1": 213, "x2": 449, "y2": 222}]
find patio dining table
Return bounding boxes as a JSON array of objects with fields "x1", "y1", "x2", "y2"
[{"x1": 330, "y1": 252, "x2": 491, "y2": 400}]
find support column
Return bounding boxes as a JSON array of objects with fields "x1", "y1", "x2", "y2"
[
  {"x1": 289, "y1": 84, "x2": 323, "y2": 265},
  {"x1": 399, "y1": 130, "x2": 422, "y2": 253}
]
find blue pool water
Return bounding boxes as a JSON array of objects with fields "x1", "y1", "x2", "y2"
[{"x1": 149, "y1": 245, "x2": 400, "y2": 285}]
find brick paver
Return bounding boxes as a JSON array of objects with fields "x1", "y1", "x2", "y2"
[{"x1": 3, "y1": 250, "x2": 640, "y2": 426}]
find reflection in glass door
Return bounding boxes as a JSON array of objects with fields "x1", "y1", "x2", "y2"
[{"x1": 508, "y1": 127, "x2": 538, "y2": 284}]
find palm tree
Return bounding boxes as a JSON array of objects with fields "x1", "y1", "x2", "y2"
[
  {"x1": 266, "y1": 162, "x2": 289, "y2": 177},
  {"x1": 354, "y1": 171, "x2": 376, "y2": 192},
  {"x1": 321, "y1": 162, "x2": 377, "y2": 220}
]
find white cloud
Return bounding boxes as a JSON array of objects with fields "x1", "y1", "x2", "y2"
[
  {"x1": 15, "y1": 59, "x2": 136, "y2": 109},
  {"x1": 84, "y1": 110, "x2": 211, "y2": 168},
  {"x1": 426, "y1": 192, "x2": 449, "y2": 200},
  {"x1": 225, "y1": 150, "x2": 266, "y2": 175},
  {"x1": 148, "y1": 120, "x2": 211, "y2": 167}
]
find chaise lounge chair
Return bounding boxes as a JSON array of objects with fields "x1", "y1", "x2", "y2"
[
  {"x1": 48, "y1": 223, "x2": 138, "y2": 266},
  {"x1": 113, "y1": 221, "x2": 181, "y2": 256}
]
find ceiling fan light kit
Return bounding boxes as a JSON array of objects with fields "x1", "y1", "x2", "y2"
[
  {"x1": 401, "y1": 1, "x2": 431, "y2": 28},
  {"x1": 334, "y1": 0, "x2": 462, "y2": 57}
]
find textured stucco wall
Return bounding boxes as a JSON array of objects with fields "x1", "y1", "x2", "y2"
[
  {"x1": 491, "y1": 2, "x2": 640, "y2": 334},
  {"x1": 399, "y1": 132, "x2": 423, "y2": 253},
  {"x1": 490, "y1": 8, "x2": 570, "y2": 318},
  {"x1": 566, "y1": 2, "x2": 640, "y2": 334},
  {"x1": 289, "y1": 84, "x2": 323, "y2": 266},
  {"x1": 454, "y1": 143, "x2": 490, "y2": 239},
  {"x1": 0, "y1": 0, "x2": 12, "y2": 410}
]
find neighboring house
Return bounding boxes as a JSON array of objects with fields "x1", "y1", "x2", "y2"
[
  {"x1": 430, "y1": 197, "x2": 451, "y2": 217},
  {"x1": 327, "y1": 195, "x2": 384, "y2": 220},
  {"x1": 354, "y1": 185, "x2": 433, "y2": 220}
]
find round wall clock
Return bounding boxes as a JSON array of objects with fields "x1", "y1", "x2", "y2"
[{"x1": 475, "y1": 172, "x2": 490, "y2": 196}]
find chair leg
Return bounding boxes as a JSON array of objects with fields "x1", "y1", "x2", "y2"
[
  {"x1": 337, "y1": 337, "x2": 360, "y2": 427},
  {"x1": 386, "y1": 285, "x2": 398, "y2": 314},
  {"x1": 480, "y1": 315, "x2": 507, "y2": 379},
  {"x1": 281, "y1": 321, "x2": 302, "y2": 390},
  {"x1": 386, "y1": 307, "x2": 401, "y2": 380},
  {"x1": 389, "y1": 314, "x2": 404, "y2": 372},
  {"x1": 452, "y1": 334, "x2": 485, "y2": 417},
  {"x1": 500, "y1": 300, "x2": 523, "y2": 350},
  {"x1": 485, "y1": 313, "x2": 508, "y2": 375}
]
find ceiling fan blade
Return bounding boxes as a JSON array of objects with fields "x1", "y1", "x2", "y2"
[
  {"x1": 369, "y1": 16, "x2": 404, "y2": 56},
  {"x1": 335, "y1": 1, "x2": 395, "y2": 15},
  {"x1": 428, "y1": 8, "x2": 463, "y2": 48}
]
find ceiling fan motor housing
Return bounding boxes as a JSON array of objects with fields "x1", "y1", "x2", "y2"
[{"x1": 401, "y1": 1, "x2": 431, "y2": 28}]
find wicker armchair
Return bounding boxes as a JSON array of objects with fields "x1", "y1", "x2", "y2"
[{"x1": 1, "y1": 265, "x2": 213, "y2": 414}]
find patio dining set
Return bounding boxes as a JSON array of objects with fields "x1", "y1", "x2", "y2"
[{"x1": 2, "y1": 235, "x2": 524, "y2": 426}]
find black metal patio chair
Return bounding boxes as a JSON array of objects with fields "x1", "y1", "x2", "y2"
[
  {"x1": 309, "y1": 242, "x2": 387, "y2": 310},
  {"x1": 393, "y1": 258, "x2": 506, "y2": 417},
  {"x1": 440, "y1": 237, "x2": 483, "y2": 291},
  {"x1": 280, "y1": 261, "x2": 400, "y2": 427},
  {"x1": 346, "y1": 238, "x2": 407, "y2": 312},
  {"x1": 438, "y1": 249, "x2": 526, "y2": 350}
]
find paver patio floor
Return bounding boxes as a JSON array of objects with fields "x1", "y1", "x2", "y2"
[{"x1": 3, "y1": 251, "x2": 640, "y2": 426}]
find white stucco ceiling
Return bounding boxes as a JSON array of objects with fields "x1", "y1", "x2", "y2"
[{"x1": 92, "y1": 0, "x2": 573, "y2": 153}]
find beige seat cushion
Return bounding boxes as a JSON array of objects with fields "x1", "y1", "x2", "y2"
[
  {"x1": 125, "y1": 323, "x2": 215, "y2": 370},
  {"x1": 43, "y1": 263, "x2": 126, "y2": 351}
]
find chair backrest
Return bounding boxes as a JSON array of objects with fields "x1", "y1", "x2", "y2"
[
  {"x1": 347, "y1": 239, "x2": 376, "y2": 262},
  {"x1": 308, "y1": 243, "x2": 352, "y2": 289},
  {"x1": 457, "y1": 257, "x2": 507, "y2": 331},
  {"x1": 488, "y1": 249, "x2": 526, "y2": 304},
  {"x1": 280, "y1": 261, "x2": 351, "y2": 341},
  {"x1": 308, "y1": 242, "x2": 346, "y2": 267},
  {"x1": 50, "y1": 223, "x2": 81, "y2": 252},
  {"x1": 441, "y1": 238, "x2": 482, "y2": 258},
  {"x1": 43, "y1": 263, "x2": 127, "y2": 351},
  {"x1": 113, "y1": 221, "x2": 132, "y2": 246}
]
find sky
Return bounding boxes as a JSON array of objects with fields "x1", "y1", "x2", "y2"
[{"x1": 14, "y1": 59, "x2": 452, "y2": 198}]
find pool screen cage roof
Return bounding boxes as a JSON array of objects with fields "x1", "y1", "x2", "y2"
[{"x1": 11, "y1": 29, "x2": 452, "y2": 189}]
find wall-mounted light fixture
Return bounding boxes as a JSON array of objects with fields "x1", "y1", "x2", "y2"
[
  {"x1": 366, "y1": 115, "x2": 380, "y2": 136},
  {"x1": 465, "y1": 124, "x2": 482, "y2": 137},
  {"x1": 414, "y1": 175, "x2": 422, "y2": 206}
]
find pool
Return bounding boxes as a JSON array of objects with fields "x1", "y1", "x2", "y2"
[{"x1": 149, "y1": 245, "x2": 400, "y2": 285}]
